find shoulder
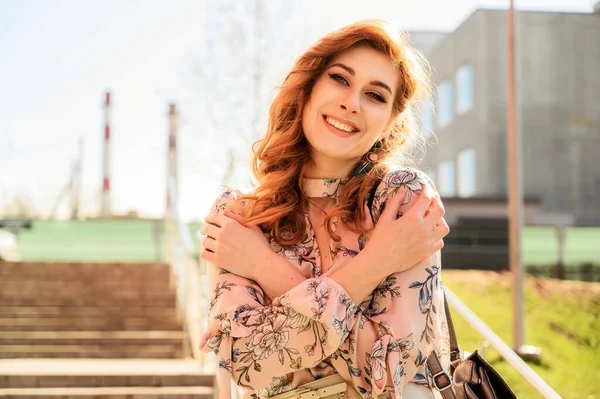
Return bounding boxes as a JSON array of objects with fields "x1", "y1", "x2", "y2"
[
  {"x1": 208, "y1": 189, "x2": 245, "y2": 216},
  {"x1": 377, "y1": 167, "x2": 436, "y2": 197},
  {"x1": 370, "y1": 168, "x2": 438, "y2": 223}
]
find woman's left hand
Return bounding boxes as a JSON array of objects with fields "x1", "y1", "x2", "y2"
[{"x1": 200, "y1": 210, "x2": 271, "y2": 280}]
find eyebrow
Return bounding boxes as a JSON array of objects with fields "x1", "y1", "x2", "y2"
[{"x1": 329, "y1": 62, "x2": 393, "y2": 95}]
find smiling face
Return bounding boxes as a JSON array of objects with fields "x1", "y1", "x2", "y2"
[{"x1": 301, "y1": 45, "x2": 398, "y2": 177}]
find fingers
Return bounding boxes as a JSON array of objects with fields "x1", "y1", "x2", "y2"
[
  {"x1": 433, "y1": 217, "x2": 450, "y2": 239},
  {"x1": 425, "y1": 193, "x2": 448, "y2": 242},
  {"x1": 201, "y1": 248, "x2": 216, "y2": 263},
  {"x1": 430, "y1": 217, "x2": 449, "y2": 254},
  {"x1": 380, "y1": 187, "x2": 406, "y2": 221},
  {"x1": 223, "y1": 209, "x2": 245, "y2": 226},
  {"x1": 409, "y1": 184, "x2": 436, "y2": 220},
  {"x1": 432, "y1": 238, "x2": 445, "y2": 252},
  {"x1": 201, "y1": 211, "x2": 245, "y2": 256},
  {"x1": 200, "y1": 216, "x2": 222, "y2": 254},
  {"x1": 200, "y1": 222, "x2": 219, "y2": 240},
  {"x1": 204, "y1": 213, "x2": 224, "y2": 228},
  {"x1": 206, "y1": 211, "x2": 242, "y2": 228},
  {"x1": 424, "y1": 195, "x2": 445, "y2": 225},
  {"x1": 203, "y1": 212, "x2": 242, "y2": 238}
]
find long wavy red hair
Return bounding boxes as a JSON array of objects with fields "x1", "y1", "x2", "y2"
[{"x1": 230, "y1": 20, "x2": 433, "y2": 245}]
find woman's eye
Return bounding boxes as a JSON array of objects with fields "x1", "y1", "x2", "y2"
[
  {"x1": 367, "y1": 92, "x2": 386, "y2": 103},
  {"x1": 329, "y1": 73, "x2": 349, "y2": 86}
]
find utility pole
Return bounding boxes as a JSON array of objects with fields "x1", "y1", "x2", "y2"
[
  {"x1": 507, "y1": 0, "x2": 541, "y2": 363},
  {"x1": 506, "y1": 0, "x2": 524, "y2": 352}
]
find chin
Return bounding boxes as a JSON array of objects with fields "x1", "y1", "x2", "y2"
[{"x1": 311, "y1": 145, "x2": 356, "y2": 164}]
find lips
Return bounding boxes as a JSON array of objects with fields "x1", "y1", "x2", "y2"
[
  {"x1": 323, "y1": 115, "x2": 360, "y2": 133},
  {"x1": 322, "y1": 115, "x2": 358, "y2": 138}
]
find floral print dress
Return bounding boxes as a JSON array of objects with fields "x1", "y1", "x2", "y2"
[{"x1": 199, "y1": 168, "x2": 452, "y2": 399}]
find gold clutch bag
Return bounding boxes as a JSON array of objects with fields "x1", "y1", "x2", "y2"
[
  {"x1": 269, "y1": 374, "x2": 348, "y2": 399},
  {"x1": 269, "y1": 373, "x2": 396, "y2": 399}
]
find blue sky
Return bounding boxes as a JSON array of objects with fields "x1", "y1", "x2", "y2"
[{"x1": 0, "y1": 0, "x2": 596, "y2": 220}]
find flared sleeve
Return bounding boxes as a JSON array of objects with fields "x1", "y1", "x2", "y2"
[
  {"x1": 199, "y1": 191, "x2": 359, "y2": 393},
  {"x1": 332, "y1": 169, "x2": 449, "y2": 398}
]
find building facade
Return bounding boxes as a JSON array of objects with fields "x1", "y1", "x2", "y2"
[{"x1": 409, "y1": 8, "x2": 600, "y2": 225}]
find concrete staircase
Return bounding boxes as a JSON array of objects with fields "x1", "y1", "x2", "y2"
[{"x1": 0, "y1": 261, "x2": 214, "y2": 398}]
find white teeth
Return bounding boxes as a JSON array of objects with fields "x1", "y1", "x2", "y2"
[{"x1": 326, "y1": 116, "x2": 356, "y2": 133}]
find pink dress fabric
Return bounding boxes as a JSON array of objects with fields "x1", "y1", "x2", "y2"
[{"x1": 199, "y1": 168, "x2": 452, "y2": 399}]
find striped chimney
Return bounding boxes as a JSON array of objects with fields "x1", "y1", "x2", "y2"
[
  {"x1": 101, "y1": 91, "x2": 112, "y2": 217},
  {"x1": 166, "y1": 104, "x2": 179, "y2": 216}
]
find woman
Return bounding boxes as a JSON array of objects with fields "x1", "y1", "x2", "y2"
[{"x1": 200, "y1": 20, "x2": 452, "y2": 399}]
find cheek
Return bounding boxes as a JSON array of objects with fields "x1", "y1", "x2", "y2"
[
  {"x1": 367, "y1": 108, "x2": 393, "y2": 134},
  {"x1": 301, "y1": 102, "x2": 314, "y2": 136},
  {"x1": 307, "y1": 79, "x2": 331, "y2": 109}
]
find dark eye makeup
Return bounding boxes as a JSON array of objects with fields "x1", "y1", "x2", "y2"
[
  {"x1": 328, "y1": 73, "x2": 349, "y2": 86},
  {"x1": 327, "y1": 73, "x2": 387, "y2": 103}
]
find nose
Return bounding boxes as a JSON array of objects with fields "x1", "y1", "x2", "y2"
[{"x1": 339, "y1": 90, "x2": 360, "y2": 114}]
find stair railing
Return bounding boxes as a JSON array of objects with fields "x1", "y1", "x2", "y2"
[
  {"x1": 444, "y1": 287, "x2": 562, "y2": 398},
  {"x1": 165, "y1": 178, "x2": 216, "y2": 374}
]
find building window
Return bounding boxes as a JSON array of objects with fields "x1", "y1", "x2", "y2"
[
  {"x1": 456, "y1": 63, "x2": 474, "y2": 113},
  {"x1": 457, "y1": 148, "x2": 476, "y2": 197},
  {"x1": 437, "y1": 161, "x2": 455, "y2": 197},
  {"x1": 436, "y1": 80, "x2": 453, "y2": 127},
  {"x1": 420, "y1": 100, "x2": 435, "y2": 138}
]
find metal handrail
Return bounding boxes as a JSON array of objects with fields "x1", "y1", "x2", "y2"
[
  {"x1": 444, "y1": 287, "x2": 562, "y2": 399},
  {"x1": 166, "y1": 178, "x2": 215, "y2": 373}
]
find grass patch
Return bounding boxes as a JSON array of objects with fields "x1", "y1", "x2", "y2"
[
  {"x1": 522, "y1": 227, "x2": 600, "y2": 266},
  {"x1": 17, "y1": 220, "x2": 165, "y2": 262},
  {"x1": 15, "y1": 220, "x2": 204, "y2": 263},
  {"x1": 443, "y1": 270, "x2": 600, "y2": 399}
]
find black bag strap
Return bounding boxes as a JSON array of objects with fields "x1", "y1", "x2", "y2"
[
  {"x1": 443, "y1": 290, "x2": 461, "y2": 362},
  {"x1": 426, "y1": 291, "x2": 460, "y2": 399}
]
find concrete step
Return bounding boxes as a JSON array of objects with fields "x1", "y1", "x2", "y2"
[
  {"x1": 4, "y1": 373, "x2": 211, "y2": 388},
  {"x1": 0, "y1": 278, "x2": 172, "y2": 293},
  {"x1": 0, "y1": 262, "x2": 171, "y2": 281},
  {"x1": 0, "y1": 310, "x2": 179, "y2": 323},
  {"x1": 0, "y1": 345, "x2": 184, "y2": 359},
  {"x1": 0, "y1": 386, "x2": 213, "y2": 398},
  {"x1": 0, "y1": 306, "x2": 178, "y2": 318},
  {"x1": 0, "y1": 358, "x2": 214, "y2": 388},
  {"x1": 0, "y1": 331, "x2": 185, "y2": 346},
  {"x1": 0, "y1": 296, "x2": 177, "y2": 307},
  {"x1": 0, "y1": 287, "x2": 176, "y2": 301},
  {"x1": 0, "y1": 317, "x2": 181, "y2": 331}
]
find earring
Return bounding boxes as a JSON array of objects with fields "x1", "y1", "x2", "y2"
[{"x1": 352, "y1": 141, "x2": 382, "y2": 177}]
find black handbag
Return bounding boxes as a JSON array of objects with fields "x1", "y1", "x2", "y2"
[{"x1": 426, "y1": 293, "x2": 517, "y2": 399}]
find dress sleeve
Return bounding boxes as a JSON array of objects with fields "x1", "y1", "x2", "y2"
[
  {"x1": 199, "y1": 191, "x2": 359, "y2": 393},
  {"x1": 333, "y1": 169, "x2": 449, "y2": 398}
]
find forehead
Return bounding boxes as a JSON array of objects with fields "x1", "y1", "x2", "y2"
[{"x1": 330, "y1": 45, "x2": 398, "y2": 87}]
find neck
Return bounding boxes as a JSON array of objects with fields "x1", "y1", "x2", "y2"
[
  {"x1": 305, "y1": 152, "x2": 358, "y2": 179},
  {"x1": 301, "y1": 176, "x2": 349, "y2": 203}
]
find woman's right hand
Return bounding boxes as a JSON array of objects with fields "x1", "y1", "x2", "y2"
[{"x1": 367, "y1": 184, "x2": 449, "y2": 275}]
